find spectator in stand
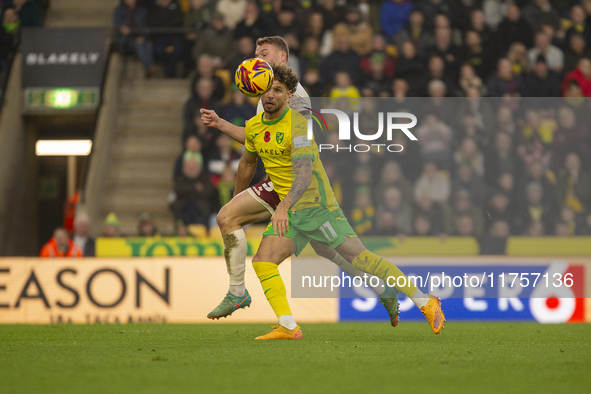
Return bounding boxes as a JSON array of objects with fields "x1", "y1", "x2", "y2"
[
  {"x1": 413, "y1": 193, "x2": 446, "y2": 235},
  {"x1": 394, "y1": 8, "x2": 431, "y2": 56},
  {"x1": 351, "y1": 187, "x2": 375, "y2": 235},
  {"x1": 278, "y1": 6, "x2": 303, "y2": 39},
  {"x1": 147, "y1": 0, "x2": 184, "y2": 78},
  {"x1": 487, "y1": 57, "x2": 523, "y2": 97},
  {"x1": 454, "y1": 137, "x2": 485, "y2": 177},
  {"x1": 522, "y1": 0, "x2": 560, "y2": 32},
  {"x1": 184, "y1": 0, "x2": 213, "y2": 37},
  {"x1": 301, "y1": 67, "x2": 323, "y2": 97},
  {"x1": 527, "y1": 30, "x2": 564, "y2": 74},
  {"x1": 380, "y1": 0, "x2": 413, "y2": 43},
  {"x1": 300, "y1": 11, "x2": 332, "y2": 57},
  {"x1": 413, "y1": 214, "x2": 434, "y2": 236},
  {"x1": 360, "y1": 34, "x2": 395, "y2": 79},
  {"x1": 208, "y1": 133, "x2": 240, "y2": 185},
  {"x1": 479, "y1": 220, "x2": 510, "y2": 255},
  {"x1": 320, "y1": 32, "x2": 362, "y2": 87},
  {"x1": 523, "y1": 55, "x2": 561, "y2": 97},
  {"x1": 228, "y1": 36, "x2": 255, "y2": 74},
  {"x1": 484, "y1": 190, "x2": 515, "y2": 233},
  {"x1": 378, "y1": 161, "x2": 413, "y2": 206},
  {"x1": 556, "y1": 153, "x2": 591, "y2": 215},
  {"x1": 552, "y1": 106, "x2": 589, "y2": 171},
  {"x1": 329, "y1": 71, "x2": 361, "y2": 100},
  {"x1": 564, "y1": 33, "x2": 591, "y2": 75},
  {"x1": 506, "y1": 42, "x2": 530, "y2": 76},
  {"x1": 174, "y1": 134, "x2": 204, "y2": 179},
  {"x1": 361, "y1": 53, "x2": 391, "y2": 96},
  {"x1": 395, "y1": 41, "x2": 426, "y2": 95},
  {"x1": 483, "y1": 0, "x2": 509, "y2": 30},
  {"x1": 414, "y1": 161, "x2": 451, "y2": 205},
  {"x1": 299, "y1": 36, "x2": 321, "y2": 75},
  {"x1": 317, "y1": 0, "x2": 346, "y2": 30},
  {"x1": 562, "y1": 57, "x2": 591, "y2": 97},
  {"x1": 216, "y1": 0, "x2": 246, "y2": 30},
  {"x1": 454, "y1": 215, "x2": 476, "y2": 236},
  {"x1": 446, "y1": 190, "x2": 484, "y2": 236},
  {"x1": 522, "y1": 159, "x2": 556, "y2": 209},
  {"x1": 102, "y1": 212, "x2": 121, "y2": 237},
  {"x1": 462, "y1": 30, "x2": 493, "y2": 81},
  {"x1": 558, "y1": 206, "x2": 585, "y2": 236},
  {"x1": 192, "y1": 12, "x2": 235, "y2": 68},
  {"x1": 417, "y1": 0, "x2": 450, "y2": 32},
  {"x1": 190, "y1": 54, "x2": 225, "y2": 102},
  {"x1": 0, "y1": 7, "x2": 19, "y2": 80},
  {"x1": 216, "y1": 165, "x2": 236, "y2": 207},
  {"x1": 183, "y1": 114, "x2": 217, "y2": 157},
  {"x1": 137, "y1": 212, "x2": 159, "y2": 236},
  {"x1": 493, "y1": 4, "x2": 533, "y2": 56},
  {"x1": 469, "y1": 8, "x2": 493, "y2": 48},
  {"x1": 223, "y1": 84, "x2": 255, "y2": 126},
  {"x1": 183, "y1": 0, "x2": 214, "y2": 68},
  {"x1": 183, "y1": 77, "x2": 222, "y2": 136},
  {"x1": 416, "y1": 113, "x2": 453, "y2": 167},
  {"x1": 423, "y1": 55, "x2": 456, "y2": 97},
  {"x1": 526, "y1": 220, "x2": 545, "y2": 236},
  {"x1": 428, "y1": 27, "x2": 462, "y2": 80},
  {"x1": 73, "y1": 213, "x2": 95, "y2": 257},
  {"x1": 375, "y1": 186, "x2": 413, "y2": 235},
  {"x1": 174, "y1": 219, "x2": 190, "y2": 237},
  {"x1": 515, "y1": 182, "x2": 554, "y2": 234},
  {"x1": 5, "y1": 0, "x2": 40, "y2": 27},
  {"x1": 40, "y1": 228, "x2": 83, "y2": 258},
  {"x1": 495, "y1": 105, "x2": 517, "y2": 136},
  {"x1": 333, "y1": 6, "x2": 372, "y2": 56},
  {"x1": 170, "y1": 154, "x2": 217, "y2": 227},
  {"x1": 564, "y1": 5, "x2": 587, "y2": 47},
  {"x1": 234, "y1": 1, "x2": 272, "y2": 40},
  {"x1": 114, "y1": 0, "x2": 158, "y2": 78},
  {"x1": 453, "y1": 163, "x2": 487, "y2": 206},
  {"x1": 485, "y1": 131, "x2": 519, "y2": 185}
]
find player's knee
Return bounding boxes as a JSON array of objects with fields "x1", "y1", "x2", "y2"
[{"x1": 216, "y1": 205, "x2": 233, "y2": 230}]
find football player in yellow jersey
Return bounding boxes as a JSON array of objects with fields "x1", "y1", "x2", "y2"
[
  {"x1": 201, "y1": 36, "x2": 401, "y2": 325},
  {"x1": 238, "y1": 64, "x2": 445, "y2": 339}
]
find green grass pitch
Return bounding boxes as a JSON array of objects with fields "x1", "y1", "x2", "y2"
[{"x1": 1, "y1": 322, "x2": 590, "y2": 393}]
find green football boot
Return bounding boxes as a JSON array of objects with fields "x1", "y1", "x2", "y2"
[
  {"x1": 207, "y1": 289, "x2": 252, "y2": 320},
  {"x1": 379, "y1": 286, "x2": 400, "y2": 327}
]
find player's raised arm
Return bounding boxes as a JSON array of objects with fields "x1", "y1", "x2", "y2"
[
  {"x1": 200, "y1": 108, "x2": 246, "y2": 145},
  {"x1": 272, "y1": 156, "x2": 312, "y2": 237},
  {"x1": 234, "y1": 150, "x2": 258, "y2": 197}
]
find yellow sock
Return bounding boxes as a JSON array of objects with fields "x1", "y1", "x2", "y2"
[
  {"x1": 352, "y1": 250, "x2": 418, "y2": 297},
  {"x1": 252, "y1": 261, "x2": 292, "y2": 318}
]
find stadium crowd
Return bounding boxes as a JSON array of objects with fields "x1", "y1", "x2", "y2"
[
  {"x1": 43, "y1": 0, "x2": 591, "y2": 255},
  {"x1": 0, "y1": 0, "x2": 47, "y2": 101}
]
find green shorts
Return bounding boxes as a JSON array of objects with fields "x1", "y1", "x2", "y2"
[{"x1": 263, "y1": 206, "x2": 357, "y2": 256}]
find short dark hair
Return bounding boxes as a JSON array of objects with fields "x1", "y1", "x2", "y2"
[
  {"x1": 271, "y1": 63, "x2": 298, "y2": 94},
  {"x1": 256, "y1": 36, "x2": 289, "y2": 61}
]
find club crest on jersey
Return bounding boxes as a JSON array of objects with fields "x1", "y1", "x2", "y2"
[
  {"x1": 276, "y1": 132, "x2": 284, "y2": 144},
  {"x1": 264, "y1": 131, "x2": 270, "y2": 142}
]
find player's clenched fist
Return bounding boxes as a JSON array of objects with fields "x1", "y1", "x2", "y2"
[{"x1": 200, "y1": 108, "x2": 219, "y2": 128}]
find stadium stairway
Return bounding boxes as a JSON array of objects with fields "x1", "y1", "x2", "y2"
[
  {"x1": 97, "y1": 60, "x2": 188, "y2": 236},
  {"x1": 45, "y1": 0, "x2": 115, "y2": 27}
]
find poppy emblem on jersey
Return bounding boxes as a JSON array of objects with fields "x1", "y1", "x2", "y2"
[
  {"x1": 264, "y1": 131, "x2": 271, "y2": 142},
  {"x1": 276, "y1": 132, "x2": 284, "y2": 144}
]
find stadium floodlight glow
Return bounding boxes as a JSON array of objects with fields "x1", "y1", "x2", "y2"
[{"x1": 35, "y1": 140, "x2": 93, "y2": 156}]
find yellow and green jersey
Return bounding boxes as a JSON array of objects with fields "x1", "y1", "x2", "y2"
[{"x1": 244, "y1": 107, "x2": 337, "y2": 211}]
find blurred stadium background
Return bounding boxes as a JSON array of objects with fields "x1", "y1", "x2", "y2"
[{"x1": 0, "y1": 0, "x2": 590, "y2": 326}]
